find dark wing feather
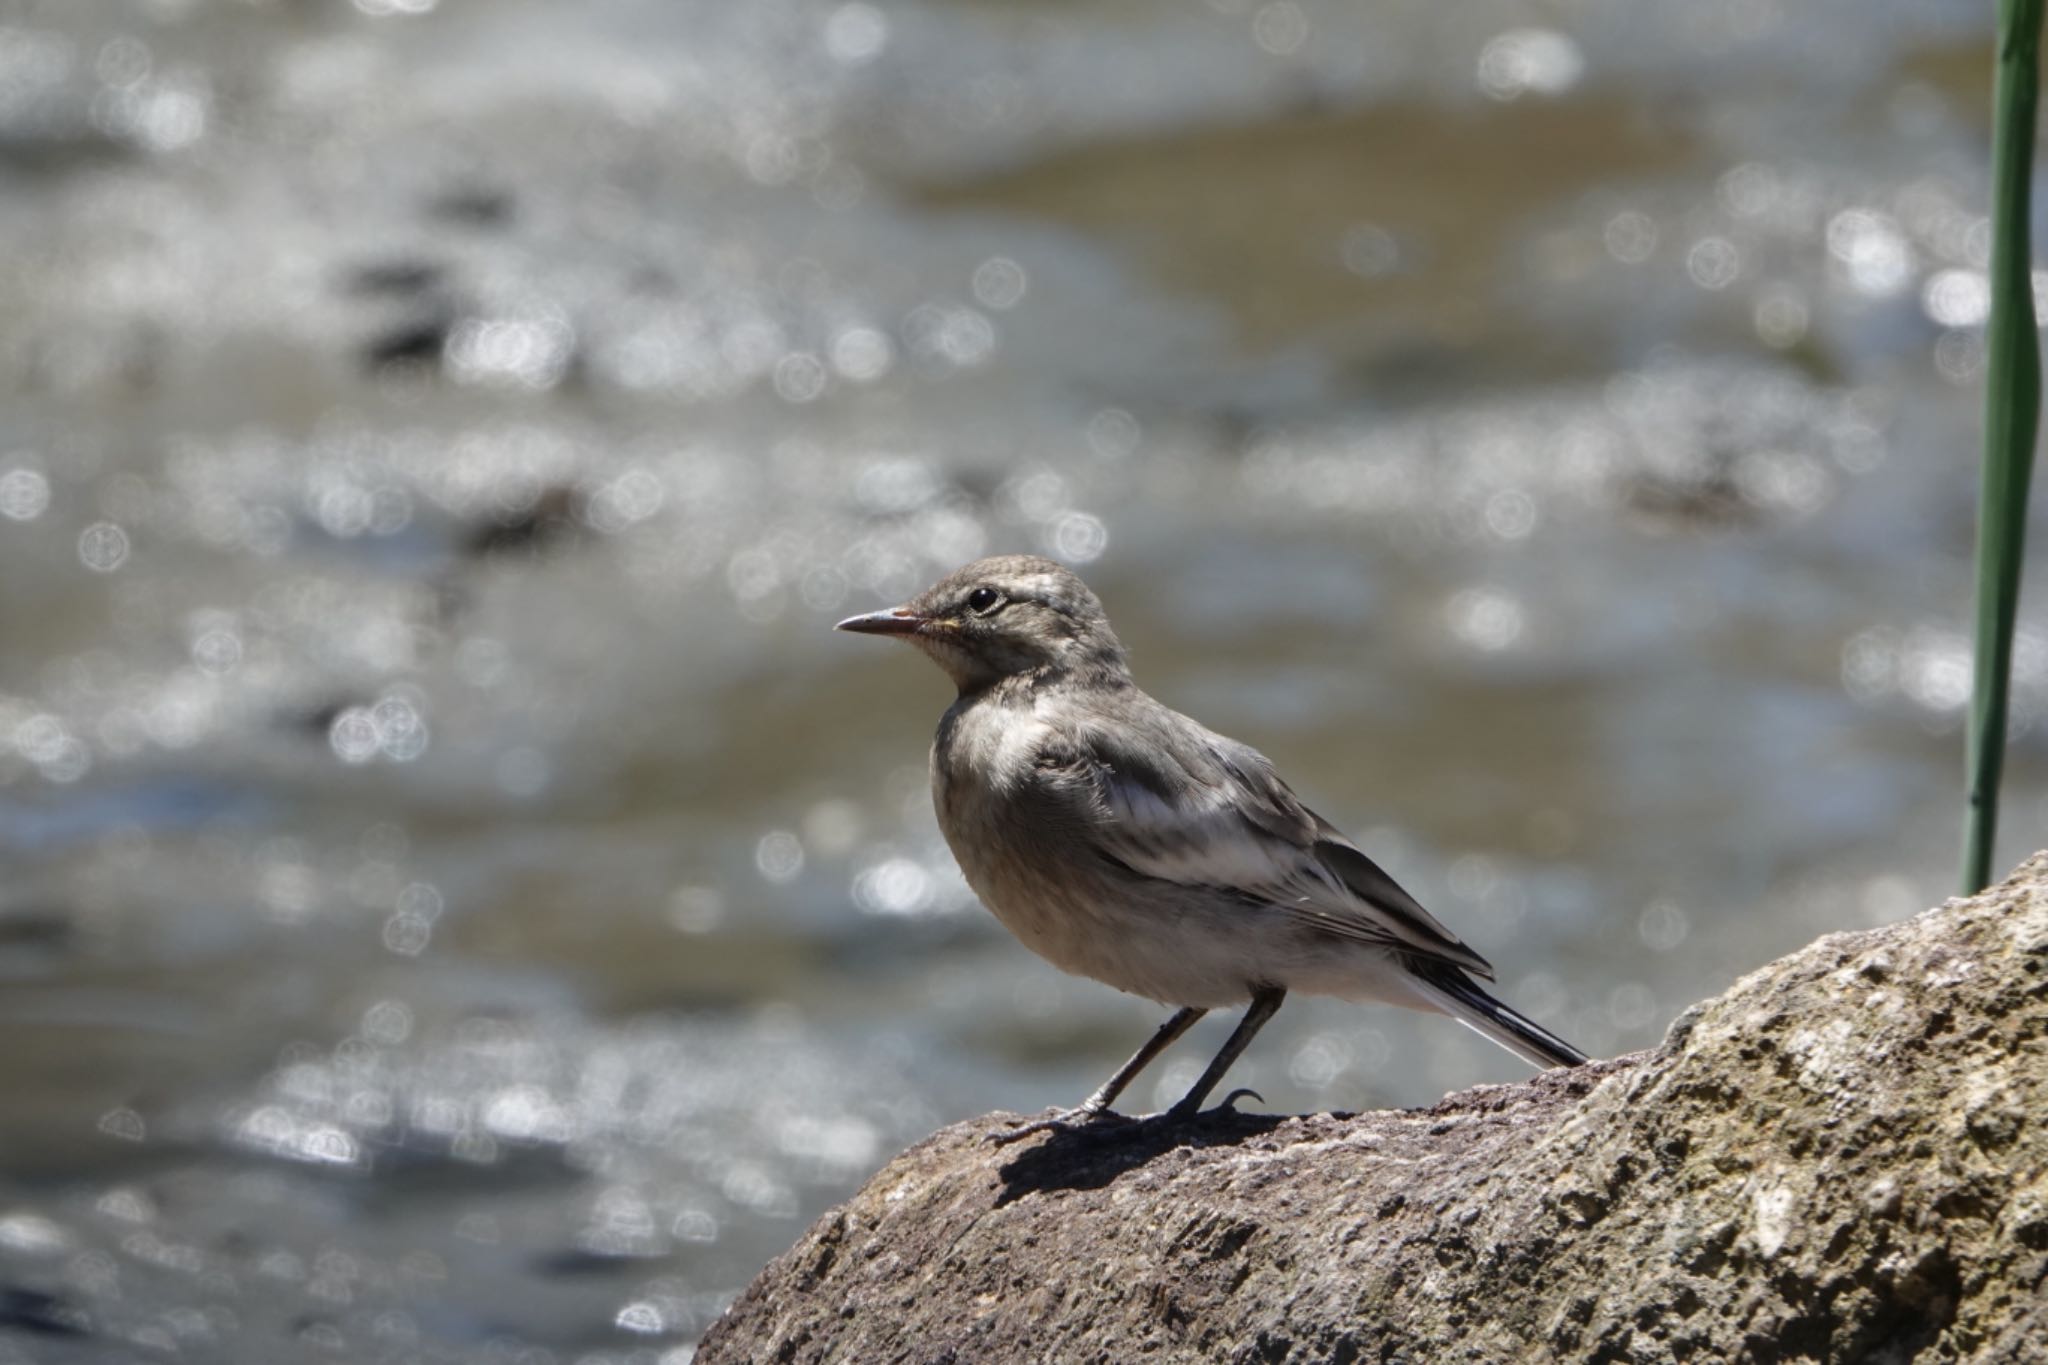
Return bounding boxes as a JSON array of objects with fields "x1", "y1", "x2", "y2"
[{"x1": 1306, "y1": 820, "x2": 1494, "y2": 979}]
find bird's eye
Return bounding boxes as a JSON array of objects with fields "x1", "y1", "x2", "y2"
[{"x1": 966, "y1": 586, "x2": 1002, "y2": 614}]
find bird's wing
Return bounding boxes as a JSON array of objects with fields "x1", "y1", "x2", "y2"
[{"x1": 1030, "y1": 710, "x2": 1494, "y2": 980}]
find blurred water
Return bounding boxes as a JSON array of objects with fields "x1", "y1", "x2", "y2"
[{"x1": 0, "y1": 0, "x2": 2042, "y2": 1359}]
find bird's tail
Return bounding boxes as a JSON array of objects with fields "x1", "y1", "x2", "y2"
[{"x1": 1408, "y1": 963, "x2": 1588, "y2": 1069}]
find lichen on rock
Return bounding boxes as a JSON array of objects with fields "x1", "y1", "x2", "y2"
[{"x1": 699, "y1": 854, "x2": 2048, "y2": 1363}]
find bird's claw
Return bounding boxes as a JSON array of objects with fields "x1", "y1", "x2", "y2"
[
  {"x1": 1164, "y1": 1087, "x2": 1268, "y2": 1123},
  {"x1": 984, "y1": 1106, "x2": 1132, "y2": 1146}
]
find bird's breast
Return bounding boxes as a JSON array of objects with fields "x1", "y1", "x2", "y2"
[
  {"x1": 931, "y1": 696, "x2": 1047, "y2": 808},
  {"x1": 930, "y1": 702, "x2": 1097, "y2": 939}
]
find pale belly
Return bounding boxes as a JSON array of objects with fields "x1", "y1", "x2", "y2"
[{"x1": 956, "y1": 845, "x2": 1262, "y2": 1006}]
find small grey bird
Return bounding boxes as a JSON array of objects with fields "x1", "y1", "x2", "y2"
[{"x1": 838, "y1": 554, "x2": 1586, "y2": 1136}]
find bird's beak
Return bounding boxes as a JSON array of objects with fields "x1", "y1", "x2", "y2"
[{"x1": 835, "y1": 606, "x2": 927, "y2": 637}]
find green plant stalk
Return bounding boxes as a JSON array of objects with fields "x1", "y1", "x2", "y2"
[{"x1": 1964, "y1": 0, "x2": 2046, "y2": 894}]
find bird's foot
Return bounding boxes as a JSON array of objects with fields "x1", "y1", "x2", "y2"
[
  {"x1": 1164, "y1": 1087, "x2": 1265, "y2": 1123},
  {"x1": 984, "y1": 1105, "x2": 1134, "y2": 1146}
]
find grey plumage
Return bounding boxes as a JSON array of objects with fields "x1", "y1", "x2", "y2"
[{"x1": 838, "y1": 554, "x2": 1585, "y2": 1132}]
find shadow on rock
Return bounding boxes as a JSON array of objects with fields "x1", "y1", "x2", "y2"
[{"x1": 994, "y1": 1107, "x2": 1290, "y2": 1206}]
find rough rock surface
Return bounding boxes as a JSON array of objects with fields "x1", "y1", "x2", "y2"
[{"x1": 699, "y1": 856, "x2": 2048, "y2": 1363}]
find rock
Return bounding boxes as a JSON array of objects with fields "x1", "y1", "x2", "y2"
[{"x1": 698, "y1": 855, "x2": 2048, "y2": 1363}]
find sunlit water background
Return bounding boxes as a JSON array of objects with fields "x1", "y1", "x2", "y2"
[{"x1": 0, "y1": 0, "x2": 2044, "y2": 1360}]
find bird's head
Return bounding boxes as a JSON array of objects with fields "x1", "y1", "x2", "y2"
[{"x1": 836, "y1": 554, "x2": 1128, "y2": 693}]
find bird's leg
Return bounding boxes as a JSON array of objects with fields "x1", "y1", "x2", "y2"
[
  {"x1": 986, "y1": 1006, "x2": 1206, "y2": 1144},
  {"x1": 1165, "y1": 986, "x2": 1285, "y2": 1120},
  {"x1": 1078, "y1": 1005, "x2": 1207, "y2": 1113}
]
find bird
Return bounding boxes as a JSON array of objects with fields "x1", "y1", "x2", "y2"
[{"x1": 836, "y1": 554, "x2": 1586, "y2": 1138}]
